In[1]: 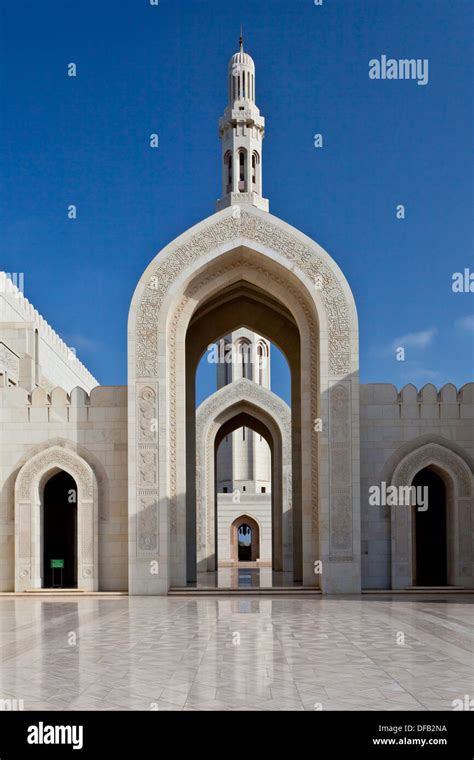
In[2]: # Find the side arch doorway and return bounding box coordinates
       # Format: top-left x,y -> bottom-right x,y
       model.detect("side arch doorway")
14,444 -> 99,592
232,515 -> 260,563
413,468 -> 447,586
43,471 -> 78,588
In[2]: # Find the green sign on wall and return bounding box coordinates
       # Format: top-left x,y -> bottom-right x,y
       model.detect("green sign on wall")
50,559 -> 64,569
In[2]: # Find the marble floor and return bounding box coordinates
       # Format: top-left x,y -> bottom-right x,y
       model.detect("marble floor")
0,594 -> 472,711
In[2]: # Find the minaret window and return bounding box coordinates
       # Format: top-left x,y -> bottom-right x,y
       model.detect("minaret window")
238,339 -> 251,378
225,152 -> 232,194
34,329 -> 39,386
257,341 -> 267,384
224,342 -> 232,383
239,151 -> 246,191
257,344 -> 263,384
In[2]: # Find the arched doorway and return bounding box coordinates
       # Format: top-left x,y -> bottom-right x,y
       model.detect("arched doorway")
214,411 -> 276,572
389,440 -> 474,589
195,380 -> 292,577
43,471 -> 78,588
232,515 -> 260,562
129,207 -> 360,594
413,468 -> 447,586
15,444 -> 99,592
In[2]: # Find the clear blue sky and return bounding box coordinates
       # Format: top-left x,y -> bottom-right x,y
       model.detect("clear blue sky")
1,0 -> 472,406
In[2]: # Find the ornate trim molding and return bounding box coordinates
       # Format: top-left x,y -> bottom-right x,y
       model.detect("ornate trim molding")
392,443 -> 472,497
136,210 -> 351,377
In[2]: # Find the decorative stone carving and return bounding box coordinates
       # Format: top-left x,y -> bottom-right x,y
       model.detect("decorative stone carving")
139,451 -> 157,487
138,496 -> 158,552
17,448 -> 93,501
329,385 -> 353,557
136,384 -> 159,556
196,378 -> 291,445
392,443 -> 472,497
138,386 -> 157,442
136,211 -> 351,378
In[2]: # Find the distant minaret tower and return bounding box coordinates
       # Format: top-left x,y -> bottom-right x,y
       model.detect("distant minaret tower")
216,31 -> 269,212
216,329 -> 272,495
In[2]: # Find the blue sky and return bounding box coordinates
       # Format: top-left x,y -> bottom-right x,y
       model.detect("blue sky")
1,0 -> 472,406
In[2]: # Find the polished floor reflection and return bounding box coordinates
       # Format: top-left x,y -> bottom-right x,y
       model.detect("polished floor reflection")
190,568 -> 301,589
0,595 -> 472,711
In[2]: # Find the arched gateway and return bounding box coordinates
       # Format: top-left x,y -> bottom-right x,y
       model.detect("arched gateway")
195,378 -> 292,575
127,37 -> 360,595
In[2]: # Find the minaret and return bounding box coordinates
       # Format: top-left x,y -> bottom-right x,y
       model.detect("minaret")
216,33 -> 269,212
216,329 -> 272,495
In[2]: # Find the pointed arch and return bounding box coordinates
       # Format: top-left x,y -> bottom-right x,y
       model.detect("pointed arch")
390,442 -> 473,588
231,514 -> 260,562
196,378 -> 292,574
15,446 -> 99,591
128,205 -> 360,594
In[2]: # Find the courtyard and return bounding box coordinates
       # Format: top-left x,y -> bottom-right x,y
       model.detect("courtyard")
0,594 -> 472,711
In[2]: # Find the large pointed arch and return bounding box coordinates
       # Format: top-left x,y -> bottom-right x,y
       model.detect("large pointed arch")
128,205 -> 360,594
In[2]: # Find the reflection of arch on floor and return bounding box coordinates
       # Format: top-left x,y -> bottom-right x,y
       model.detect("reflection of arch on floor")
232,514 -> 260,562
195,378 -> 292,574
390,442 -> 474,588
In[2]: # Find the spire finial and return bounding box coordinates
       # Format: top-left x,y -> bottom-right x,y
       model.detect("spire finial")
239,24 -> 244,51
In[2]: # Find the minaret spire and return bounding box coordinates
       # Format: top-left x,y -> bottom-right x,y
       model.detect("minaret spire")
216,37 -> 269,213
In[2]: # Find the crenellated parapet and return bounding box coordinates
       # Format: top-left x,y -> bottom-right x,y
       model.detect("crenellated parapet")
0,272 -> 98,392
0,384 -> 127,423
360,382 -> 474,419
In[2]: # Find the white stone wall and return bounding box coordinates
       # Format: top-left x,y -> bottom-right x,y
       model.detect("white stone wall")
0,378 -> 472,593
0,385 -> 127,591
360,383 -> 474,589
0,273 -> 97,393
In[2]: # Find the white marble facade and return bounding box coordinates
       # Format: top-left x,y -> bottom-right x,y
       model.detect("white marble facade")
0,40 -> 472,595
